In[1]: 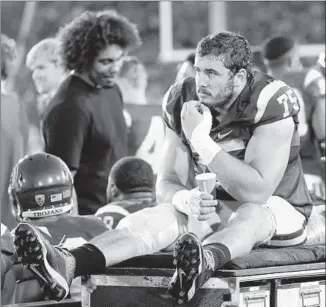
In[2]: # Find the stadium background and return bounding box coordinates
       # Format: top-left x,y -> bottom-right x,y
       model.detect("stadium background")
1,1 -> 325,152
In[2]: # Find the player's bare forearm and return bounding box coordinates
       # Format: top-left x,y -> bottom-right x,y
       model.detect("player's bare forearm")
205,119 -> 293,204
207,150 -> 270,204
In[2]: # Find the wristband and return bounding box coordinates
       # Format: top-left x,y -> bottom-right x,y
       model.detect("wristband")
191,127 -> 222,165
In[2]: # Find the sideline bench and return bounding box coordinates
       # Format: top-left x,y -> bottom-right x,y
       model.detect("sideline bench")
82,245 -> 325,307
3,245 -> 325,307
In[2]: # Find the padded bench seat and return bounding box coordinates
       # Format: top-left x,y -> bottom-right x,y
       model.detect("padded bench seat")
87,244 -> 325,307
111,244 -> 325,275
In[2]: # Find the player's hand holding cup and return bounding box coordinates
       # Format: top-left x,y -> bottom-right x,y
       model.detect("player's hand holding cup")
172,172 -> 218,220
195,173 -> 219,221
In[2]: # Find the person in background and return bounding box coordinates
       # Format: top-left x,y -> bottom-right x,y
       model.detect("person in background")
26,38 -> 79,213
10,153 -> 108,246
1,33 -> 28,230
252,49 -> 266,73
316,52 -> 325,77
318,52 -> 326,165
26,38 -> 69,118
262,35 -> 325,200
42,10 -> 142,215
95,157 -> 156,230
8,153 -> 108,302
95,155 -> 212,245
175,52 -> 196,82
115,56 -> 148,105
313,52 -> 325,167
114,56 -> 148,155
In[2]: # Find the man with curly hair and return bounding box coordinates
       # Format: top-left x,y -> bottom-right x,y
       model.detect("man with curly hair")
42,10 -> 142,215
14,31 -> 324,304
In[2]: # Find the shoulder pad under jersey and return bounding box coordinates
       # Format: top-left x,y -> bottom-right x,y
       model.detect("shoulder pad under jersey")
248,76 -> 300,126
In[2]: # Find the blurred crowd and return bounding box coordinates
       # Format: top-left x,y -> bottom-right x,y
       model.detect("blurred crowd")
1,6 -> 325,306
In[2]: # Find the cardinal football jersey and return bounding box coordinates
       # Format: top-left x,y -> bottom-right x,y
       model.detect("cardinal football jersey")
162,71 -> 313,219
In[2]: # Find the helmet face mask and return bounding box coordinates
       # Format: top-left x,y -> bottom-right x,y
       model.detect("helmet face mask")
9,153 -> 74,221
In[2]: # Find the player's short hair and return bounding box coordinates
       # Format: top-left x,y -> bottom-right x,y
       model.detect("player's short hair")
26,38 -> 63,70
196,31 -> 253,78
110,157 -> 154,194
261,35 -> 297,67
1,33 -> 17,80
58,9 -> 142,73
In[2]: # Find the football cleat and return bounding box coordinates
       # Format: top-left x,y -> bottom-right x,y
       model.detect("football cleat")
14,222 -> 76,301
168,233 -> 215,305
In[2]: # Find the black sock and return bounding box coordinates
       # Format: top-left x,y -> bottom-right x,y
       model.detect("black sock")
70,244 -> 106,277
204,243 -> 231,271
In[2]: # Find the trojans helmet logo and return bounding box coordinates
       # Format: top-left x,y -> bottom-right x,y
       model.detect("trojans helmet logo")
34,194 -> 45,206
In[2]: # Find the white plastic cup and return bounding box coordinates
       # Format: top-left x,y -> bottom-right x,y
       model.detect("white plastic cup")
195,173 -> 217,194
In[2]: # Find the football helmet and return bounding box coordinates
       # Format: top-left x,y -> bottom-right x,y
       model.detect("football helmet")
9,153 -> 74,221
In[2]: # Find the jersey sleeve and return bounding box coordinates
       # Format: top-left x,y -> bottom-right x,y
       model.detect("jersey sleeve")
95,204 -> 130,230
251,79 -> 300,127
162,77 -> 197,134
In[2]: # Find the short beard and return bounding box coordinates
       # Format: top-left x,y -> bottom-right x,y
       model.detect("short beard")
209,77 -> 235,109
